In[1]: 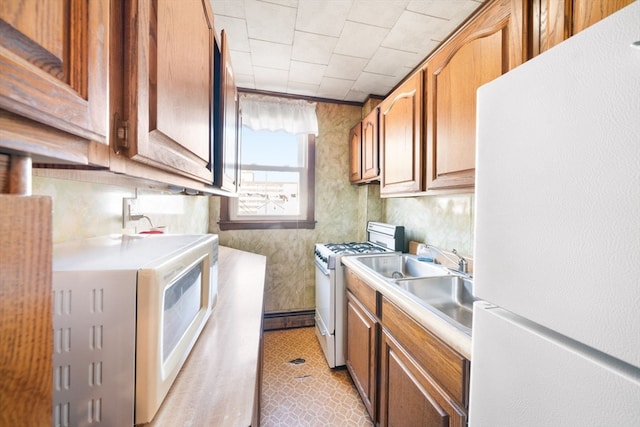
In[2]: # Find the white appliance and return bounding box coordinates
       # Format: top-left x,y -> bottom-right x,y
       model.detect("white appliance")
314,222 -> 404,367
469,3 -> 640,426
52,234 -> 218,426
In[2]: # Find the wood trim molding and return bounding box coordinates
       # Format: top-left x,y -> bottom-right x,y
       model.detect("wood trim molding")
263,310 -> 315,331
219,134 -> 316,230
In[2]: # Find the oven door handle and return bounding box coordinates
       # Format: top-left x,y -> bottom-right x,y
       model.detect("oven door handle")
314,259 -> 330,276
315,313 -> 329,336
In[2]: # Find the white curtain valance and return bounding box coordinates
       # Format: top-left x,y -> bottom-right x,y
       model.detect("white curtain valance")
240,94 -> 318,135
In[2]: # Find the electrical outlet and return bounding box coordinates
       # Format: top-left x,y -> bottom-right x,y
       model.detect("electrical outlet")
122,197 -> 140,229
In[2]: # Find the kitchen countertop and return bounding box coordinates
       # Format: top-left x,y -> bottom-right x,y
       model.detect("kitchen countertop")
341,255 -> 472,360
144,246 -> 266,427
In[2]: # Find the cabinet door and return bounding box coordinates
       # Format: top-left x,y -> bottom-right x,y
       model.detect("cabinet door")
0,196 -> 52,426
215,29 -> 240,192
425,0 -> 525,191
361,108 -> 379,181
346,292 -> 377,421
379,71 -> 423,196
123,0 -> 214,184
0,0 -> 109,165
379,330 -> 467,427
531,0 -> 634,55
349,121 -> 362,183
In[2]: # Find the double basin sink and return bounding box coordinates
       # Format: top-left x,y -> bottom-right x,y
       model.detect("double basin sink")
352,253 -> 477,335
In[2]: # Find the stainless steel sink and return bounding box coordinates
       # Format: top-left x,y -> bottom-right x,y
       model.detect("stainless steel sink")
394,276 -> 477,333
354,253 -> 449,279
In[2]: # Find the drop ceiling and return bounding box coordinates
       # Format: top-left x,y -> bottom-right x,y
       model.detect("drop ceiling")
210,0 -> 485,104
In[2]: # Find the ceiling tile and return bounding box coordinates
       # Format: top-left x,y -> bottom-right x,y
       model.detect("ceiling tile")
287,80 -> 321,98
325,54 -> 368,80
334,21 -> 389,59
229,50 -> 253,75
245,0 -> 296,44
352,72 -> 397,96
382,10 -> 449,53
296,0 -> 352,37
264,0 -> 299,7
291,31 -> 338,65
214,15 -> 250,52
253,66 -> 290,93
318,77 -> 354,100
289,61 -> 326,85
210,0 -> 246,19
250,39 -> 292,70
235,73 -> 256,89
210,0 -> 482,102
407,0 -> 482,21
364,47 -> 423,77
344,88 -> 371,103
348,0 -> 409,29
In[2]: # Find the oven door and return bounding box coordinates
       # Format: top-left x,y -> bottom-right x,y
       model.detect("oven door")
315,260 -> 339,367
315,261 -> 334,335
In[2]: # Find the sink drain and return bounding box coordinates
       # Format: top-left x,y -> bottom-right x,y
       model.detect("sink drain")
391,271 -> 404,279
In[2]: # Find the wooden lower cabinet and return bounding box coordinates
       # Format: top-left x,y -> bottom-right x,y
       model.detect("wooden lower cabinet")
346,292 -> 378,421
345,269 -> 379,422
379,330 -> 467,427
345,268 -> 470,427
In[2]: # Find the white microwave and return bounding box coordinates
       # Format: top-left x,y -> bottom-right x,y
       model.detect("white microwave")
52,234 -> 218,426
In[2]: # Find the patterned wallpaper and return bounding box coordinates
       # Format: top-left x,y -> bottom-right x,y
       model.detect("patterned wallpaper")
32,177 -> 209,243
209,101 -> 365,313
384,193 -> 475,257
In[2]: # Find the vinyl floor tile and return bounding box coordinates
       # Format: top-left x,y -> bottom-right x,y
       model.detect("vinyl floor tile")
261,327 -> 373,427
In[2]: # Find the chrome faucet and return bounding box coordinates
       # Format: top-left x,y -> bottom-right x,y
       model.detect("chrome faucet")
425,245 -> 468,275
452,249 -> 468,274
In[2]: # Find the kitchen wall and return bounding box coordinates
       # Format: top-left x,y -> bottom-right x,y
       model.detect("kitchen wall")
32,175 -> 209,243
30,99 -> 474,316
209,100 -> 370,314
384,193 -> 474,257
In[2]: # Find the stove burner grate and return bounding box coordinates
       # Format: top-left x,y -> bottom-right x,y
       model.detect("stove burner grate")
324,242 -> 387,255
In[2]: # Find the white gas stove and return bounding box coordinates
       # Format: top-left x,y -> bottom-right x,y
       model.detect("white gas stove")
313,222 -> 404,367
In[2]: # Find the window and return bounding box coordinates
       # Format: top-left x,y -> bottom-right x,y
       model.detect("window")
219,126 -> 315,230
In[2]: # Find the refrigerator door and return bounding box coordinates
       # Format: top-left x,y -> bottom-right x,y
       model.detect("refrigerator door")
469,304 -> 640,427
474,2 -> 640,367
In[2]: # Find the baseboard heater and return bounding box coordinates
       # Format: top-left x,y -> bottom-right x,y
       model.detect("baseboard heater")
263,310 -> 315,331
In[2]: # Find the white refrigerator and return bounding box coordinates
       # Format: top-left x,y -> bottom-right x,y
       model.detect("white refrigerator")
469,2 -> 640,426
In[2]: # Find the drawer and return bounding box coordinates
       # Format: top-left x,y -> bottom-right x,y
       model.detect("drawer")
345,268 -> 377,315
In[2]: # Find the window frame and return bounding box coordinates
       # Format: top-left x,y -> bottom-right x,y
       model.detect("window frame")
219,134 -> 316,230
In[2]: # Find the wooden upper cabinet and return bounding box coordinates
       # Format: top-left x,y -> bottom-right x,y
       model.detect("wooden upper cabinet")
425,0 -> 525,191
0,0 -> 109,165
361,108 -> 379,182
122,0 -> 214,184
531,0 -> 634,55
349,121 -> 362,183
214,30 -> 240,193
379,71 -> 423,196
350,107 -> 379,184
